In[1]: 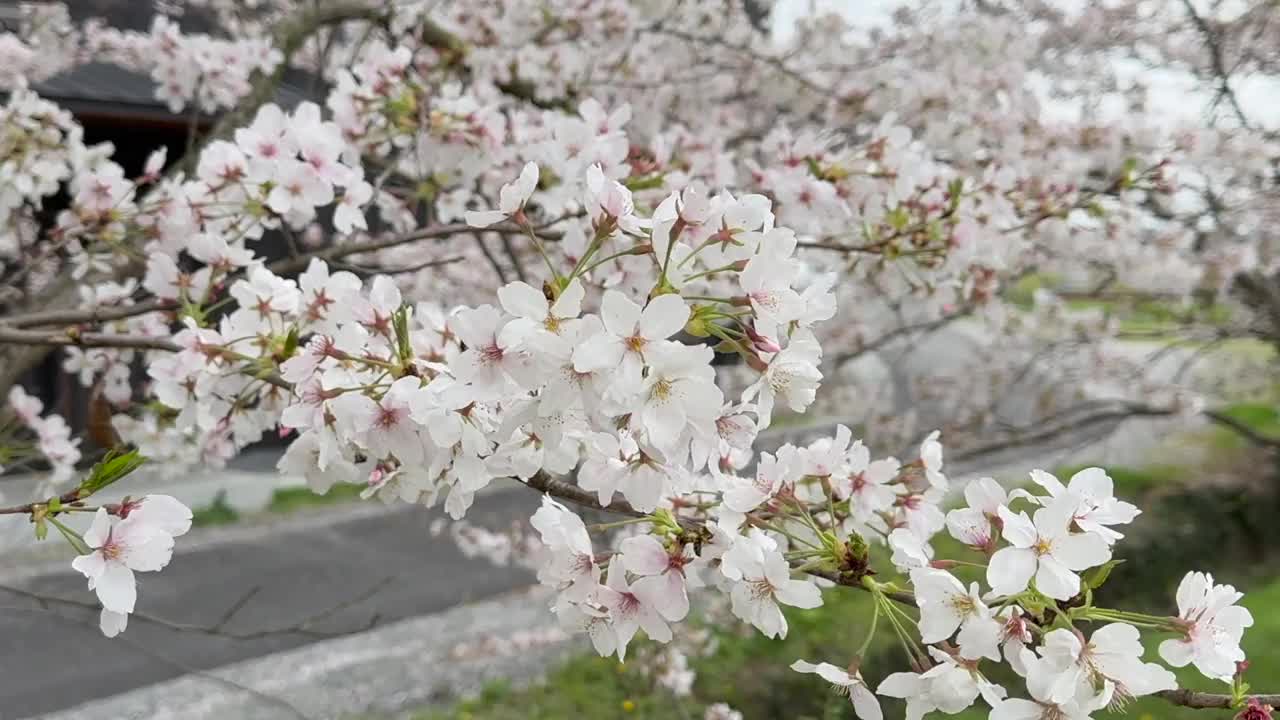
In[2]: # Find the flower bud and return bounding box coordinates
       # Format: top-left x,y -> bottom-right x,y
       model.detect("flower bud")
1236,699 -> 1272,720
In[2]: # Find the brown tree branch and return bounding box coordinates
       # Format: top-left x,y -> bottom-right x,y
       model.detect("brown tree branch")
0,327 -> 180,352
1157,688 -> 1280,710
0,298 -> 177,329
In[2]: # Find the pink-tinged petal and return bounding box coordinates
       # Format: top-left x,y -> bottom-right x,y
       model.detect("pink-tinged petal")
1054,531 -> 1111,571
642,400 -> 686,451
95,562 -> 137,614
876,672 -> 923,698
513,162 -> 539,205
957,615 -> 1003,661
987,547 -> 1036,596
989,699 -> 1042,720
551,280 -> 585,320
1091,622 -> 1143,656
638,294 -> 690,340
497,281 -> 548,321
123,531 -> 175,572
600,290 -> 641,337
775,578 -> 823,609
755,596 -> 789,638
996,506 -> 1036,547
1034,556 -> 1081,600
464,210 -> 506,228
1067,467 -> 1113,498
72,551 -> 105,582
850,684 -> 883,720
100,609 -> 128,637
83,508 -> 113,548
1158,637 -> 1194,667
572,333 -> 625,373
946,507 -> 991,547
619,535 -> 670,576
1032,499 -> 1076,540
1028,469 -> 1066,496
641,571 -> 689,622
133,495 -> 193,537
965,476 -> 1006,512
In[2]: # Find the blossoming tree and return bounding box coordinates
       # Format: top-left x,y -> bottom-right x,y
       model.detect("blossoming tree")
1,0 -> 1277,716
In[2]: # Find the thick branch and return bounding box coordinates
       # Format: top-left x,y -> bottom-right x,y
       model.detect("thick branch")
1157,688 -> 1280,710
0,299 -> 176,329
268,215 -> 574,275
0,327 -> 180,352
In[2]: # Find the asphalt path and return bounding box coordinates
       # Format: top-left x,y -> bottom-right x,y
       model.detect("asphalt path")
0,489 -> 539,719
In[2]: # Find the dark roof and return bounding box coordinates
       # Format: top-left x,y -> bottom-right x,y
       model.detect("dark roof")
31,62 -> 315,123
9,3 -> 316,123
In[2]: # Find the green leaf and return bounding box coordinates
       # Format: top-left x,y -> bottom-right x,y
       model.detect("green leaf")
47,517 -> 92,555
393,306 -> 413,363
947,178 -> 964,211
79,448 -> 147,497
886,206 -> 910,232
282,326 -> 300,359
1084,559 -> 1125,590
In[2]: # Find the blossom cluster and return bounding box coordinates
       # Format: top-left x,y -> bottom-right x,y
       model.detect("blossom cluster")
0,2 -> 1274,715
4,386 -> 80,487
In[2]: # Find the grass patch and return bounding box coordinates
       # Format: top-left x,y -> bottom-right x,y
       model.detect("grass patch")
267,482 -> 364,514
191,491 -> 240,527
190,483 -> 365,528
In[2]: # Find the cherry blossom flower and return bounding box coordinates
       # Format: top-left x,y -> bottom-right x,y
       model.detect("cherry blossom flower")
451,304 -> 536,397
573,290 -> 689,387
633,342 -> 723,455
1159,571 -> 1253,681
722,447 -> 797,513
530,496 -> 599,599
888,527 -> 934,570
620,534 -> 693,622
989,647 -> 1112,720
911,568 -> 1002,661
71,506 -> 184,616
465,161 -> 538,227
723,536 -> 822,639
919,430 -> 948,490
1038,623 -> 1176,705
498,278 -> 584,354
1027,468 -> 1141,544
877,647 -> 1006,719
946,476 -> 1010,550
791,659 -> 882,720
599,555 -> 671,660
988,500 -> 1111,600
743,331 -> 823,429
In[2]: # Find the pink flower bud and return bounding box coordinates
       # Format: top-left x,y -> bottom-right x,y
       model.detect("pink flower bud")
1236,698 -> 1272,720
745,325 -> 782,354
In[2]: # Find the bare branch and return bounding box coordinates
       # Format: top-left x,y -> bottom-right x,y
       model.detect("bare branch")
0,327 -> 180,352
0,298 -> 176,329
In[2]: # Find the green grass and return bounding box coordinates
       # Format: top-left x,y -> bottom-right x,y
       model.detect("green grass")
266,482 -> 364,513
191,491 -> 241,527
191,483 -> 365,528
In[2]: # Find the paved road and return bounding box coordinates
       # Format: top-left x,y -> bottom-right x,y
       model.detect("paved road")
0,489 -> 539,719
